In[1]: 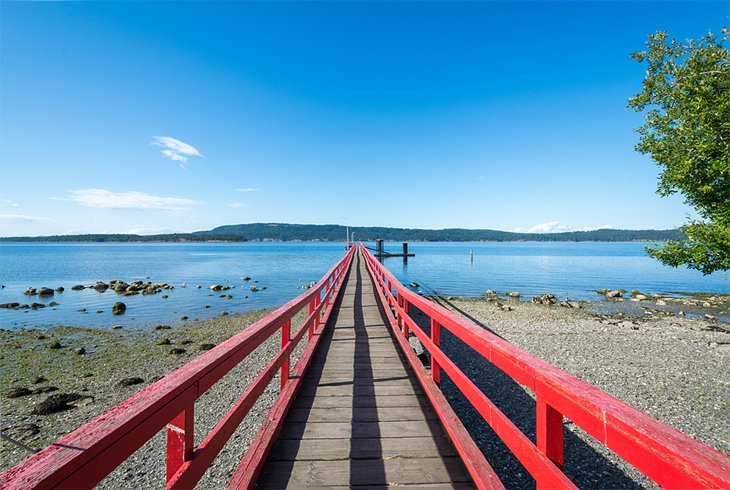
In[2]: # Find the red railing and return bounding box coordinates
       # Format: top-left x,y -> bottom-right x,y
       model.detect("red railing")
360,244 -> 730,489
0,246 -> 355,490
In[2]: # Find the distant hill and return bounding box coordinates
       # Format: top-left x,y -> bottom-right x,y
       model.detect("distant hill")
199,223 -> 682,242
0,223 -> 683,243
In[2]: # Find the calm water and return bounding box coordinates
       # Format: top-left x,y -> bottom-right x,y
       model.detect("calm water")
0,242 -> 728,329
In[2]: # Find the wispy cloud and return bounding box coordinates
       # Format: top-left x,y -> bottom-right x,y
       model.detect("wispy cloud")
0,199 -> 19,207
152,136 -> 204,167
0,214 -> 50,223
236,187 -> 259,192
61,189 -> 201,211
513,221 -> 613,233
229,202 -> 247,208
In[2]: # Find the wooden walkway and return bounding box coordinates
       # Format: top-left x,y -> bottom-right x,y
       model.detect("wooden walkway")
256,251 -> 473,488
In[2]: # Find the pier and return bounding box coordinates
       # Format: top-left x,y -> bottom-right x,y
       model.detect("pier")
2,246 -> 729,489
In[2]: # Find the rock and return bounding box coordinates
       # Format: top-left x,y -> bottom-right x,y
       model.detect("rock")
161,295 -> 169,299
180,340 -> 193,345
596,289 -> 608,295
250,286 -> 259,292
204,305 -> 210,308
112,302 -> 126,315
32,393 -> 83,415
532,294 -> 556,305
32,376 -> 47,384
656,300 -> 667,306
155,325 -> 171,330
221,294 -> 233,299
78,308 -> 87,312
38,288 -> 54,296
32,386 -> 58,394
93,283 -> 109,293
605,290 -> 622,299
71,285 -> 85,290
180,316 -> 189,321
485,290 -> 496,296
220,311 -> 228,316
96,310 -> 104,314
118,377 -> 144,386
210,285 -> 225,292
169,348 -> 186,355
634,294 -> 648,301
703,302 -> 711,308
6,387 -> 32,398
408,336 -> 424,355
55,287 -> 64,293
678,311 -> 685,316
705,314 -> 716,320
112,325 -> 123,329
24,288 -> 37,295
31,303 -> 46,309
37,334 -> 47,340
0,303 -> 21,309
76,347 -> 86,355
157,339 -> 171,345
49,341 -> 62,349
409,282 -> 420,288
507,292 -> 520,298
200,343 -> 215,351
500,305 -> 513,312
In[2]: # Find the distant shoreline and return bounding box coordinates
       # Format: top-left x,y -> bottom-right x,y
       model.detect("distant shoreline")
0,222 -> 682,243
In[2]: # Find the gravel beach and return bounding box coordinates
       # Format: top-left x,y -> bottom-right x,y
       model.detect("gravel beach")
2,293 -> 728,488
425,296 -> 730,488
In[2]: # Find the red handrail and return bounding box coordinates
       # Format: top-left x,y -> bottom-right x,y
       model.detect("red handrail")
0,246 -> 355,489
360,244 -> 730,489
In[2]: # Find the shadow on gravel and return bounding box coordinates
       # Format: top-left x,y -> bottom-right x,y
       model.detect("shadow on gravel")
409,300 -> 643,490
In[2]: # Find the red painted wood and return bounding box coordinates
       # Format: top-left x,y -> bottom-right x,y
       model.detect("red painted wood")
0,247 -> 355,490
360,245 -> 730,489
280,320 -> 291,390
166,404 -> 194,483
536,395 -> 564,469
431,317 -> 441,385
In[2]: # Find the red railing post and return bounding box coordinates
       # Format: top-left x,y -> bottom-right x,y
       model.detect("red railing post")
308,299 -> 315,340
431,318 -> 441,385
314,294 -> 321,330
403,299 -> 410,337
536,395 -> 564,472
397,295 -> 404,330
166,402 -> 194,483
281,320 -> 291,389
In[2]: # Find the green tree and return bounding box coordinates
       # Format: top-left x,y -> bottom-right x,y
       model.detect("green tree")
629,29 -> 730,274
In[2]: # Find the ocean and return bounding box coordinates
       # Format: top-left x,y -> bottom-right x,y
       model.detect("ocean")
1,241 -> 728,329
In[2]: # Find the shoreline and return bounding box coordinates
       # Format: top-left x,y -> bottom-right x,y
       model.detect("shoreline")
2,295 -> 728,487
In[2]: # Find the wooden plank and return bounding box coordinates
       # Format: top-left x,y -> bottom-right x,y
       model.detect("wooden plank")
285,406 -> 438,423
291,394 -> 430,409
297,382 -> 424,397
267,436 -> 458,461
256,457 -> 471,488
277,420 -> 445,440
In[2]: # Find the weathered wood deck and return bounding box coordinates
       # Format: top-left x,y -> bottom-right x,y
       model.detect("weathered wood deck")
255,251 -> 473,488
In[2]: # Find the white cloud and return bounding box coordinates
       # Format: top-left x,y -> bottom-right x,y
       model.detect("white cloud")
0,199 -> 19,207
0,214 -> 50,223
62,189 -> 201,211
152,136 -> 204,167
513,221 -> 614,233
229,202 -> 246,208
236,187 -> 259,192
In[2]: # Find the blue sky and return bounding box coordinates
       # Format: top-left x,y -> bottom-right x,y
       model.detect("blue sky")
1,1 -> 727,236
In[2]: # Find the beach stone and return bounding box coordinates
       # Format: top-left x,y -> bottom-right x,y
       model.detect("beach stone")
656,300 -> 667,306
196,284 -> 202,288
250,286 -> 259,292
32,376 -> 47,384
161,295 -> 169,298
76,347 -> 86,355
532,294 -> 557,305
49,341 -> 62,349
169,348 -> 186,355
703,302 -> 711,307
242,277 -> 251,281
112,325 -> 123,329
112,302 -> 126,315
37,334 -> 48,340
507,291 -> 520,298
605,290 -> 622,298
32,386 -> 58,394
93,283 -> 109,293
155,324 -> 171,330
32,393 -> 83,415
157,339 -> 171,345
210,285 -> 224,292
6,387 -> 32,398
0,303 -> 21,309
635,294 -> 648,300
408,336 -> 425,355
24,288 -> 37,295
180,340 -> 193,345
200,343 -> 216,351
118,377 -> 144,387
220,311 -> 229,316
705,314 -> 716,320
55,287 -> 64,292
410,282 -> 420,288
38,288 -> 54,296
31,303 -> 46,309
71,285 -> 85,290
181,316 -> 189,321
